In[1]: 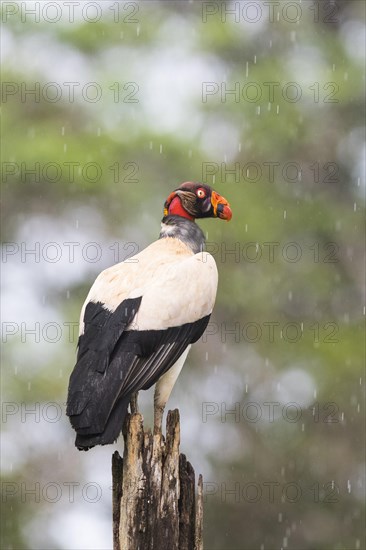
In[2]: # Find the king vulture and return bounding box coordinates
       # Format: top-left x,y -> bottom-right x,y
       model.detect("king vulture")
66,182 -> 232,450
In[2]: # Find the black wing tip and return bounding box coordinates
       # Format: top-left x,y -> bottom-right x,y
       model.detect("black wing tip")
75,432 -> 121,451
72,395 -> 130,450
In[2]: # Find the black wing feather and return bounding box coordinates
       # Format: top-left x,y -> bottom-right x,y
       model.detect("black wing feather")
66,297 -> 210,449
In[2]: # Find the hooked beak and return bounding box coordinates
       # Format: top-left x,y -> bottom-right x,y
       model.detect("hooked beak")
211,191 -> 232,221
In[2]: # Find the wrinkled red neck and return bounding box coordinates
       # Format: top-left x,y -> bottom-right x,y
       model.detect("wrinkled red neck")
168,196 -> 194,221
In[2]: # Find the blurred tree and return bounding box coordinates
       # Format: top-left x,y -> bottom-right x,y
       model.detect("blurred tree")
1,1 -> 364,549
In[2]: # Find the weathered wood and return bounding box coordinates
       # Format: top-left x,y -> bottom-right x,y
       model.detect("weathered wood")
119,413 -> 146,550
195,474 -> 204,550
112,451 -> 123,550
149,428 -> 163,549
178,454 -> 195,550
160,409 -> 180,549
112,409 -> 204,550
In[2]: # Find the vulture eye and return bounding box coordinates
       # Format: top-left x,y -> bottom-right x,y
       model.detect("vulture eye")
196,188 -> 206,199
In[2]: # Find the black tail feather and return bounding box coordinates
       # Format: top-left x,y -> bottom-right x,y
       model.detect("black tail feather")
74,395 -> 130,451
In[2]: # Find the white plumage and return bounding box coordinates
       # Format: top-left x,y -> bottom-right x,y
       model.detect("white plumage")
81,238 -> 218,333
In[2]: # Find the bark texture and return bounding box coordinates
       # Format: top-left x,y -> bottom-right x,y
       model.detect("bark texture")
112,409 -> 203,550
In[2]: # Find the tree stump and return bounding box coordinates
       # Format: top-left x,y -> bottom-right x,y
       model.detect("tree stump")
112,409 -> 203,550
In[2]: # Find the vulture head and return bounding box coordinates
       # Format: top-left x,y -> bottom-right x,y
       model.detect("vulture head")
164,182 -> 232,222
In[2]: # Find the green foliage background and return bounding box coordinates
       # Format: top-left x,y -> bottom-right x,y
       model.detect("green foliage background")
1,1 -> 365,549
